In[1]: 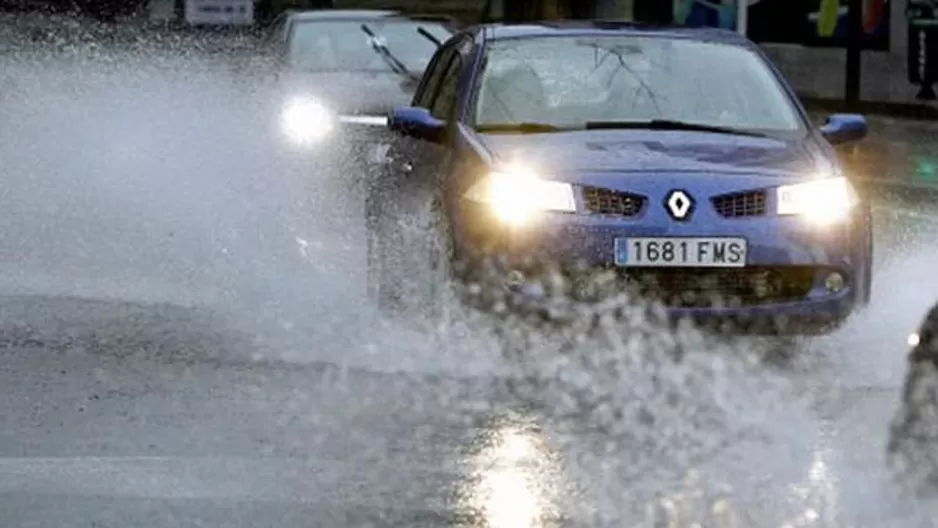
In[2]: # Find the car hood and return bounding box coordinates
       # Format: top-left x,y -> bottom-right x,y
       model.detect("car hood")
279,70 -> 416,116
477,129 -> 835,180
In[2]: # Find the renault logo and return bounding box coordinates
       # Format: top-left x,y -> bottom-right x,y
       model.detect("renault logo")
664,189 -> 695,221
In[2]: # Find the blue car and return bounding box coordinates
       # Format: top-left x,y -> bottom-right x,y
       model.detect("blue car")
366,21 -> 873,334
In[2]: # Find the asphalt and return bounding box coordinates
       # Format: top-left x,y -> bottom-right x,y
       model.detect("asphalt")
3,27 -> 938,527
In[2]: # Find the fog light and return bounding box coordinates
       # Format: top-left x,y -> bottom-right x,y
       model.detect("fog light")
909,333 -> 921,347
824,272 -> 845,293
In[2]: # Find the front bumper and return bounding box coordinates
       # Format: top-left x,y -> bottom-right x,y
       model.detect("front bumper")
452,200 -> 871,334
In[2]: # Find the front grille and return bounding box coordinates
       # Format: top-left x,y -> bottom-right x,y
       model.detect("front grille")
581,187 -> 646,217
711,190 -> 767,218
619,266 -> 815,307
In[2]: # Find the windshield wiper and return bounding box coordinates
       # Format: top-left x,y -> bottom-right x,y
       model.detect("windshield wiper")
475,122 -> 572,133
417,26 -> 442,47
584,119 -> 769,138
360,24 -> 421,83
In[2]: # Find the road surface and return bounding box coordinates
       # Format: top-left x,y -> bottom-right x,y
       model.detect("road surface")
1,33 -> 938,527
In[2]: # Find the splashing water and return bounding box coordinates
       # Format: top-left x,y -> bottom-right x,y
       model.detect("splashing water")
6,18 -> 938,527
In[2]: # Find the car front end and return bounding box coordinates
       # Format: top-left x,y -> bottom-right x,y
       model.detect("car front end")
449,134 -> 873,335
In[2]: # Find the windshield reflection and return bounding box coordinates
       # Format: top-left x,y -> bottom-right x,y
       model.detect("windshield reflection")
474,35 -> 804,135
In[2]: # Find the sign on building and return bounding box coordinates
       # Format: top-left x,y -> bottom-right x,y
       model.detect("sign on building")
908,1 -> 938,98
652,0 -> 891,51
185,0 -> 254,25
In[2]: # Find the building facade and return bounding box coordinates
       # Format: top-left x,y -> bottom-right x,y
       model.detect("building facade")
668,0 -> 917,105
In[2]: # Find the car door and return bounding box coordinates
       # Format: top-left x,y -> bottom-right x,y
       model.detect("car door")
367,41 -> 461,277
382,42 -> 458,182
393,36 -> 469,193
367,42 -> 450,234
373,37 -> 472,304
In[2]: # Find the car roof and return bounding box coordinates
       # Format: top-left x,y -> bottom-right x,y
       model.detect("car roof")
478,20 -> 748,45
286,9 -> 401,21
285,9 -> 454,21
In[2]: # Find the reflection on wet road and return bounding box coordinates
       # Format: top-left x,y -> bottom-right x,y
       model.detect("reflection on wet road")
2,40 -> 938,526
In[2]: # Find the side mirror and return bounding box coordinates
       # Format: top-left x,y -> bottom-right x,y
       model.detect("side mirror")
388,106 -> 445,143
820,114 -> 869,145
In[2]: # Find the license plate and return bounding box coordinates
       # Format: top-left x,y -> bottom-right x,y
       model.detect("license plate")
615,237 -> 747,268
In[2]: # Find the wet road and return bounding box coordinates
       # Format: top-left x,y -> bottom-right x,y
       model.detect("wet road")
0,318 -> 520,527
3,36 -> 938,526
0,48 -> 551,527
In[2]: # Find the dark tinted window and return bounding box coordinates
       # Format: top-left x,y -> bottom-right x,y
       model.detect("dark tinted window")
413,46 -> 456,108
430,55 -> 462,120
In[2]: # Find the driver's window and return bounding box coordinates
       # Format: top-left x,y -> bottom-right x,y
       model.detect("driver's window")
413,46 -> 455,108
430,55 -> 462,121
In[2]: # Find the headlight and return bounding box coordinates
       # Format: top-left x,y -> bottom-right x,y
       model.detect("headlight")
776,176 -> 859,224
280,97 -> 334,145
463,168 -> 576,225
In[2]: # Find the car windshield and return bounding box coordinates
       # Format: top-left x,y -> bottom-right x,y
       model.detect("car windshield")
287,19 -> 452,74
474,35 -> 805,136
